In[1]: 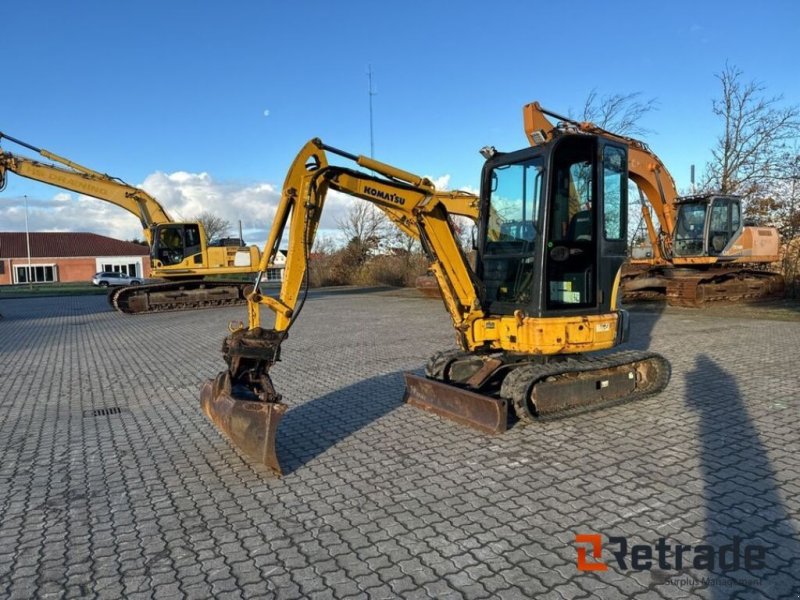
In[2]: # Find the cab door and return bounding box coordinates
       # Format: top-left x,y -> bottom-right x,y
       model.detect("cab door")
543,136 -> 598,314
707,196 -> 741,255
598,143 -> 628,312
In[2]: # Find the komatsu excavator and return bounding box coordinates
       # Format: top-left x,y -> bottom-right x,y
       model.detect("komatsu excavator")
0,132 -> 260,313
521,104 -> 784,307
200,121 -> 671,475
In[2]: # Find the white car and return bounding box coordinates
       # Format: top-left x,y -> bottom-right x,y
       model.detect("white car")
91,271 -> 143,287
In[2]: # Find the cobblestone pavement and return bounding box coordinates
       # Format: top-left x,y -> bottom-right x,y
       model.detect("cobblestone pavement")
0,290 -> 798,600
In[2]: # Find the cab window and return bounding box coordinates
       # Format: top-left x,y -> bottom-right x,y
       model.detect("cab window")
486,160 -> 542,250
602,146 -> 626,240
184,224 -> 202,255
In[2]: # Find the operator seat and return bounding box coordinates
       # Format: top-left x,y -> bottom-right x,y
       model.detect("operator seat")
567,210 -> 592,241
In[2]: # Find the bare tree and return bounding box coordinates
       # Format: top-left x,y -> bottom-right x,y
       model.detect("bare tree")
336,202 -> 391,253
578,89 -> 658,136
387,228 -> 420,256
194,211 -> 233,242
703,64 -> 800,197
771,152 -> 800,296
312,236 -> 337,256
759,150 -> 800,239
575,90 -> 660,250
780,153 -> 800,241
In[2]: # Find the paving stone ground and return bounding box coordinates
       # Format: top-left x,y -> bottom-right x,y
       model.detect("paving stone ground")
0,290 -> 798,600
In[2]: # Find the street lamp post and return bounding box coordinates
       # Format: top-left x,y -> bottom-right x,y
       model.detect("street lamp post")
24,194 -> 32,289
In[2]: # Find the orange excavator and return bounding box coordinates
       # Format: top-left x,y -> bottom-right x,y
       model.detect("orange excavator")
522,103 -> 783,307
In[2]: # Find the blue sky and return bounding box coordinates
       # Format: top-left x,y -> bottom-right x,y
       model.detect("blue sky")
2,0 -> 799,242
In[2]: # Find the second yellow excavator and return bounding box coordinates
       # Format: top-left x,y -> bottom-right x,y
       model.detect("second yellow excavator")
0,132 -> 261,314
200,116 -> 671,474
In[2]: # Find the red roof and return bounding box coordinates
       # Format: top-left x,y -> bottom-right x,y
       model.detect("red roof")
0,232 -> 149,259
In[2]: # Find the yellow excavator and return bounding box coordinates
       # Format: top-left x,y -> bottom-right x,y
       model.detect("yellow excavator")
200,118 -> 671,474
0,132 -> 261,314
521,103 -> 784,307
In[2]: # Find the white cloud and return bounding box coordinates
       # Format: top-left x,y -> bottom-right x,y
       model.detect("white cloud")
0,169 -> 466,248
426,174 -> 451,190
0,191 -> 145,240
140,171 -> 281,233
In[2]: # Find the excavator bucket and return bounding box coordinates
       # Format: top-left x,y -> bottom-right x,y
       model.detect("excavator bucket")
199,327 -> 287,475
200,377 -> 287,475
403,373 -> 508,434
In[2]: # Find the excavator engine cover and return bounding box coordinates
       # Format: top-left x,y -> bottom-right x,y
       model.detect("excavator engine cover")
199,327 -> 287,475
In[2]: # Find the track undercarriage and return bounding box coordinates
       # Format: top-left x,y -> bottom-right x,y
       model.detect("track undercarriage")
406,348 -> 671,432
621,265 -> 785,307
200,328 -> 671,475
108,280 -> 254,314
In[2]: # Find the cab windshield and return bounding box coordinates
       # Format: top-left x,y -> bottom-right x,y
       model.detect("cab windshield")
485,159 -> 543,252
481,158 -> 543,304
674,202 -> 707,256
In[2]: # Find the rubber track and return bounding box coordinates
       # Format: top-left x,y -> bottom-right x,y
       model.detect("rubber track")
424,348 -> 473,380
500,350 -> 671,422
111,280 -> 252,315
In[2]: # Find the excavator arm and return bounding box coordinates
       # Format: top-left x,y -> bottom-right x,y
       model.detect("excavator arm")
0,132 -> 171,244
246,138 -> 483,343
200,139 -> 484,472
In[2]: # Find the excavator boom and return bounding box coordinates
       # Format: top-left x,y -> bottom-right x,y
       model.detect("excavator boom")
0,131 -> 172,242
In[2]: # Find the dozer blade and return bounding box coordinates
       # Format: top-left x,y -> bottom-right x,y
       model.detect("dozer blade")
404,373 -> 508,434
200,378 -> 288,475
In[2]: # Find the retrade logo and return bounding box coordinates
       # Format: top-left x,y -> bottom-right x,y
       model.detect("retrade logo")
575,534 -> 607,572
574,534 -> 766,573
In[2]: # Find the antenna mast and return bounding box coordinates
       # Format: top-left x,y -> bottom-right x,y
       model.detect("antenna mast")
367,65 -> 376,158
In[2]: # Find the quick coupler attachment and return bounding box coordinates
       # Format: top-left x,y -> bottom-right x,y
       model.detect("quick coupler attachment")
200,327 -> 287,475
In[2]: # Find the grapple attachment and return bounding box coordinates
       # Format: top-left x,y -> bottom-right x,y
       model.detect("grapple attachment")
199,327 -> 288,475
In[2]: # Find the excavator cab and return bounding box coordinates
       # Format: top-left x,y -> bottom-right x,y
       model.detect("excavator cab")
478,134 -> 628,318
151,223 -> 205,267
673,195 -> 742,258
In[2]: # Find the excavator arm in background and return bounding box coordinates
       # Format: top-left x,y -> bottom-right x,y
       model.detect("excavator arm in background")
0,132 -> 172,243
200,134 -> 670,475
